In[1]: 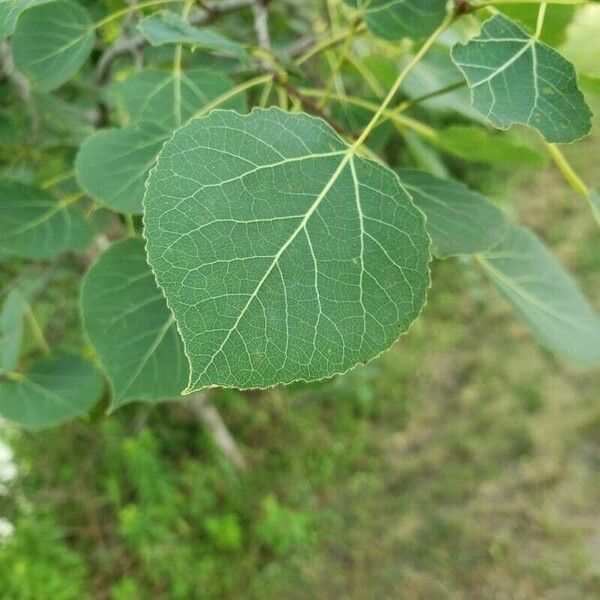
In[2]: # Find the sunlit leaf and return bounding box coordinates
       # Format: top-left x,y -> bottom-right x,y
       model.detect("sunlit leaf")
479,226 -> 600,366
0,355 -> 104,428
0,178 -> 93,259
451,15 -> 592,143
82,239 -> 187,408
399,170 -> 508,259
12,0 -> 95,91
144,108 -> 431,391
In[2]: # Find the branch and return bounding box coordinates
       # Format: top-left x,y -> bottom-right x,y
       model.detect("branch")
96,0 -> 254,81
189,392 -> 248,472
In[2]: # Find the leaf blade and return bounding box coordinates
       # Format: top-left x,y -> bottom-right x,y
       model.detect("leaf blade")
144,108 -> 431,391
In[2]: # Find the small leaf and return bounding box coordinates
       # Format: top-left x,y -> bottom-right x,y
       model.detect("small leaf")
434,125 -> 546,168
451,15 -> 592,143
479,226 -> 600,366
399,170 -> 508,259
0,178 -> 93,259
0,0 -> 53,41
0,289 -> 26,375
0,355 -> 104,428
137,10 -> 248,62
12,0 -> 95,92
76,122 -> 169,214
106,68 -> 245,129
144,108 -> 431,391
81,239 -> 188,408
345,0 -> 446,41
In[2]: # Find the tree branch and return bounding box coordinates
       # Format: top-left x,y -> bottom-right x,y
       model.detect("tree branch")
189,393 -> 248,472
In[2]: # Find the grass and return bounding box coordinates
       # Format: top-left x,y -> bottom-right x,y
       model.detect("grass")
1,116 -> 600,600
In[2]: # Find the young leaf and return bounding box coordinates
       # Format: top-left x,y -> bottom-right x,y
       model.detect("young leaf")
144,108 -> 431,392
479,227 -> 600,366
345,0 -> 446,41
0,178 -> 93,259
106,68 -> 245,129
137,10 -> 248,63
0,355 -> 104,428
451,15 -> 592,143
81,239 -> 188,408
0,0 -> 53,41
399,170 -> 508,259
0,289 -> 26,375
12,0 -> 95,92
76,122 -> 169,214
434,125 -> 546,168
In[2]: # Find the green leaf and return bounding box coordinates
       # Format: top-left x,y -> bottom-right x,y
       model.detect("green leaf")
79,69 -> 246,214
137,10 -> 248,62
106,68 -> 245,129
451,15 -> 592,143
12,0 -> 95,92
0,0 -> 53,41
0,289 -> 26,375
478,226 -> 600,366
81,239 -> 188,408
434,125 -> 546,168
0,178 -> 93,259
76,122 -> 169,214
144,108 -> 431,392
0,355 -> 104,428
399,170 -> 508,259
345,0 -> 446,41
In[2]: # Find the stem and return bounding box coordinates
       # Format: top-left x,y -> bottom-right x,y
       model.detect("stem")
41,170 -> 75,189
535,2 -> 547,38
545,143 -> 589,197
125,214 -> 136,237
172,0 -> 194,127
24,303 -> 50,356
351,13 -> 453,150
295,23 -> 366,66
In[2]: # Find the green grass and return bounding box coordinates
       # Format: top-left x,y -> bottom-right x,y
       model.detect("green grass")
2,126 -> 600,600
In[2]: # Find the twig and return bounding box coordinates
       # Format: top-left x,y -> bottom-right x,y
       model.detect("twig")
189,392 -> 248,472
252,0 -> 271,51
96,0 -> 254,81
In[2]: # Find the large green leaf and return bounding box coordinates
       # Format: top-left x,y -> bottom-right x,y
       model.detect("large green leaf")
479,227 -> 600,366
345,0 -> 446,41
0,288 -> 25,375
399,170 -> 508,259
0,355 -> 104,428
106,68 -> 244,129
76,122 -> 169,214
0,178 -> 93,259
144,108 -> 431,391
0,0 -> 54,40
12,0 -> 95,92
137,10 -> 248,62
451,15 -> 592,143
81,239 -> 188,408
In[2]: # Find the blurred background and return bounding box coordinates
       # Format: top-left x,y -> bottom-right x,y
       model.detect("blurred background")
1,3 -> 600,599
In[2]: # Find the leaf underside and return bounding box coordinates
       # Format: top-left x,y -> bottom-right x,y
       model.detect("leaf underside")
451,15 -> 592,143
0,355 -> 104,428
479,227 -> 600,366
144,108 -> 431,392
